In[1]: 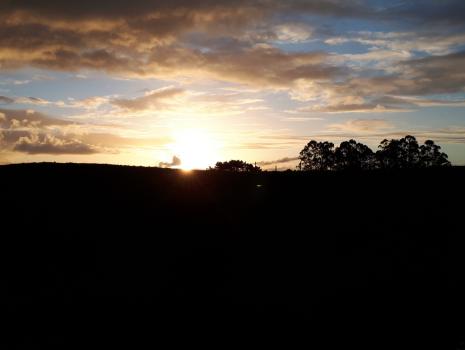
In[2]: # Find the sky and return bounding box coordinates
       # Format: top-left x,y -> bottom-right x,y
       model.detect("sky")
1,0 -> 465,169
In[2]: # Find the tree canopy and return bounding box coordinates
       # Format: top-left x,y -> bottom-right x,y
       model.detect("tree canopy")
212,160 -> 262,172
420,140 -> 450,168
298,140 -> 335,171
298,136 -> 450,171
334,139 -> 376,171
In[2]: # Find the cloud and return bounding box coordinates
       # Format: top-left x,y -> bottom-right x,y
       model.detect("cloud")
247,126 -> 465,152
273,23 -> 313,43
0,1 -> 368,26
114,45 -> 341,90
0,115 -> 99,155
303,103 -> 409,114
296,94 -> 415,114
289,50 -> 465,112
0,96 -> 15,104
0,2 -> 284,72
341,51 -> 465,97
0,108 -> 145,155
390,96 -> 465,107
0,2 -> 462,76
236,132 -> 309,150
159,155 -> 181,168
0,95 -> 61,107
342,49 -> 412,64
0,0 -> 351,87
0,108 -> 71,126
327,31 -> 465,55
68,96 -> 109,109
0,94 -> 112,109
257,157 -> 299,166
14,134 -> 98,155
413,127 -> 465,144
0,79 -> 32,86
313,127 -> 465,147
112,87 -> 184,111
400,51 -> 465,95
1,0 -> 465,128
328,119 -> 393,133
79,133 -> 171,148
382,1 -> 465,26
15,96 -> 52,106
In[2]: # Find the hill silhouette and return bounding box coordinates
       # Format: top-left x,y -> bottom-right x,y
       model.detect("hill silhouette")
1,163 -> 464,349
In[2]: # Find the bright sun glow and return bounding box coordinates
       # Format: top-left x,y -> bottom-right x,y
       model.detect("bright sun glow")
168,129 -> 221,170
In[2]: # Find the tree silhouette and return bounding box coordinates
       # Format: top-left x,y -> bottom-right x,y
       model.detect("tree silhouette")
212,160 -> 261,172
419,140 -> 450,167
297,135 -> 451,171
334,139 -> 376,170
298,140 -> 335,171
376,135 -> 421,169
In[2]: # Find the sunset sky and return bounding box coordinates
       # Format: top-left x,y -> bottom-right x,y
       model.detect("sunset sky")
1,0 -> 465,169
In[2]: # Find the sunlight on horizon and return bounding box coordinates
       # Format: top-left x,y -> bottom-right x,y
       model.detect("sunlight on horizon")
168,129 -> 222,170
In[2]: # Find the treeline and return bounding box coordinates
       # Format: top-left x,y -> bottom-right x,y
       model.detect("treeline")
211,135 -> 450,172
212,160 -> 262,172
298,135 -> 450,171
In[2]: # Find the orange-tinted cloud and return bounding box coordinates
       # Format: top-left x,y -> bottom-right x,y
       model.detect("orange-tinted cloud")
2,0 -> 465,118
0,108 -> 170,155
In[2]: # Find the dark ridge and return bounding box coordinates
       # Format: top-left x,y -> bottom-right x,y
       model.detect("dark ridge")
1,163 -> 464,349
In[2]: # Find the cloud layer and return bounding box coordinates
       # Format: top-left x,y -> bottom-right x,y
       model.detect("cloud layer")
2,1 -> 465,165
2,1 -> 465,106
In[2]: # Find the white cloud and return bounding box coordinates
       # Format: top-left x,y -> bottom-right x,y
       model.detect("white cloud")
273,23 -> 313,43
328,119 -> 393,132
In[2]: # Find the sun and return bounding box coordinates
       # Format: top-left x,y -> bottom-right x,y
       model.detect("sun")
168,129 -> 221,170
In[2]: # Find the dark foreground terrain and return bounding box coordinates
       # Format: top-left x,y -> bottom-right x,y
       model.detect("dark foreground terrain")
1,163 -> 464,348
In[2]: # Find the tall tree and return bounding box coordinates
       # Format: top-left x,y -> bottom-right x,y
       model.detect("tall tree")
376,135 -> 421,169
334,139 -> 375,170
298,140 -> 335,171
419,140 -> 450,167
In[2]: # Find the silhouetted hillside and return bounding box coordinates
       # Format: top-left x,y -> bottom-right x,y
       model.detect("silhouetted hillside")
1,163 -> 464,349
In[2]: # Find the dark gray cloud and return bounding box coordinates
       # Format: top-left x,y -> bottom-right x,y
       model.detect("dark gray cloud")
0,108 -> 71,126
382,0 -> 465,26
159,156 -> 181,168
0,1 -> 366,21
330,51 -> 465,104
1,0 -> 456,76
303,102 -> 409,113
9,0 -> 459,26
0,96 -> 15,104
13,134 -> 98,155
400,50 -> 465,95
0,109 -> 107,155
0,127 -> 100,155
1,0 -> 465,109
112,87 -> 184,111
0,109 -> 174,156
257,157 -> 299,166
143,45 -> 341,88
314,127 -> 465,146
